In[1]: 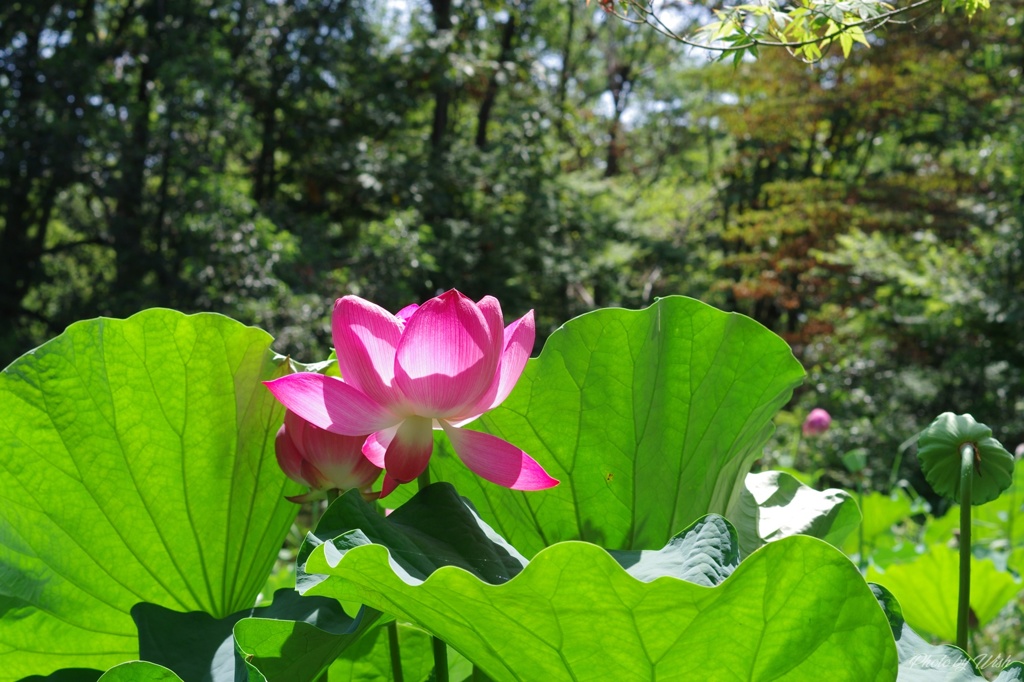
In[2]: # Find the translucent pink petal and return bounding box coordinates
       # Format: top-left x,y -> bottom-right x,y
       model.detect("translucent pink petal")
332,296 -> 405,407
490,311 -> 535,407
476,295 -> 506,352
394,290 -> 501,417
440,422 -> 558,490
362,426 -> 398,468
455,310 -> 535,419
264,373 -> 400,435
383,416 -> 435,484
395,304 -> 419,328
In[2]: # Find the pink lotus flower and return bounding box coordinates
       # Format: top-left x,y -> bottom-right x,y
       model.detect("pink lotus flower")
275,410 -> 383,502
802,408 -> 832,437
265,289 -> 558,497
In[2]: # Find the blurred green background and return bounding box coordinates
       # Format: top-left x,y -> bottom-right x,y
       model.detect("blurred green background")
2,0 -> 1022,492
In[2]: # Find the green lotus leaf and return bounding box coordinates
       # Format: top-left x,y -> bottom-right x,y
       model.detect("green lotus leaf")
0,310 -> 301,679
299,484 -> 530,596
324,622 -> 473,682
386,296 -> 805,557
1012,547 -> 1024,574
240,620 -> 477,682
842,448 -> 869,474
301,486 -> 896,681
994,665 -> 1024,682
299,484 -> 739,594
128,587 -> 376,681
868,539 -> 925,567
232,597 -> 382,681
95,663 -> 182,682
842,490 -> 915,558
872,583 -> 1024,681
921,510 -> 960,550
867,544 -> 1022,642
917,413 -> 1014,505
731,470 -> 860,556
17,671 -> 102,682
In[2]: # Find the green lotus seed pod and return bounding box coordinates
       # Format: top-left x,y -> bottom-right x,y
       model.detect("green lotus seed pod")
917,413 -> 1014,505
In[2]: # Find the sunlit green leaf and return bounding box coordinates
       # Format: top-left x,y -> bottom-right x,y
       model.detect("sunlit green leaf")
867,545 -> 1022,641
0,310 -> 301,679
95,663 -> 182,682
18,670 -> 102,682
843,490 -> 915,558
840,31 -> 854,58
733,470 -> 860,556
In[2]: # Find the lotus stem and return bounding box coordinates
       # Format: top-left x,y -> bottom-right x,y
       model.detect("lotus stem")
416,470 -> 447,681
388,621 -> 405,682
432,636 -> 449,682
310,500 -> 322,531
957,443 -> 973,652
314,489 -> 340,530
374,501 -> 406,682
1006,476 -> 1017,550
857,483 -> 866,573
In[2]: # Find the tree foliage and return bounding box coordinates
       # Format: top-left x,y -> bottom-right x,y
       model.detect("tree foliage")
1,0 -> 1021,493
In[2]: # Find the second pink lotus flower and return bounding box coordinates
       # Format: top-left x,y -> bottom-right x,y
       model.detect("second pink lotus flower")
265,289 -> 559,496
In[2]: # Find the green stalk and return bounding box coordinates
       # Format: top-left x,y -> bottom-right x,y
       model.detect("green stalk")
889,434 -> 914,491
432,636 -> 449,682
388,621 -> 405,682
957,443 -> 973,652
856,482 -> 866,573
375,501 -> 405,682
417,469 -> 448,682
1006,473 -> 1017,549
313,489 -> 341,532
315,492 -> 342,682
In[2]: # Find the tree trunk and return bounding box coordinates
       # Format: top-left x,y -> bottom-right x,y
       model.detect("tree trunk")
475,15 -> 517,149
429,0 -> 453,153
112,52 -> 155,301
555,0 -> 576,141
0,19 -> 55,325
604,64 -> 631,178
253,97 -> 279,204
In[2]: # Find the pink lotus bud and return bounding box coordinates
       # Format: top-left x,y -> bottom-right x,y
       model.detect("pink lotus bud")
275,410 -> 382,503
802,408 -> 832,437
